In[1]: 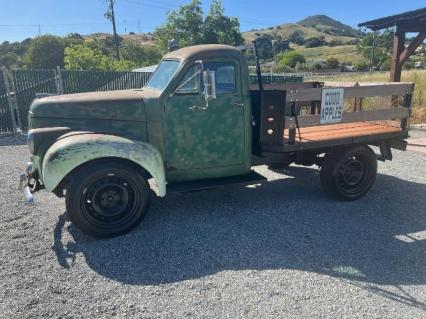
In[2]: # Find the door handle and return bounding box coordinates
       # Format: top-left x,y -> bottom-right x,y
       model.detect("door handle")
233,102 -> 244,108
188,105 -> 208,111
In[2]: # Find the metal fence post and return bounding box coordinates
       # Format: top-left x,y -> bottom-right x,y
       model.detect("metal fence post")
1,66 -> 21,133
55,66 -> 64,95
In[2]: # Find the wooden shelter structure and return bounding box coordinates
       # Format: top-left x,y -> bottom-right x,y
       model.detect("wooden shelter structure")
359,7 -> 426,82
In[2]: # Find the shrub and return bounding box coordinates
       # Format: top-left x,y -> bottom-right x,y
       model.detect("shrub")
355,61 -> 369,71
328,39 -> 343,47
276,50 -> 306,68
380,58 -> 392,71
325,57 -> 339,69
304,37 -> 326,48
273,64 -> 294,73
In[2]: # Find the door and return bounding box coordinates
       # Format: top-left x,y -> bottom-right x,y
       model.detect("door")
164,60 -> 245,174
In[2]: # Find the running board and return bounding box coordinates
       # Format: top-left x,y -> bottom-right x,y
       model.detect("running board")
168,171 -> 267,193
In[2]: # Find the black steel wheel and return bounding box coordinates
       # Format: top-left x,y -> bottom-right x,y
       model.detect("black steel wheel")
320,145 -> 377,201
66,161 -> 151,238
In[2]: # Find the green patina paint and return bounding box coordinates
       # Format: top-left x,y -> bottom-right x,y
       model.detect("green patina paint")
28,44 -> 254,195
42,134 -> 166,196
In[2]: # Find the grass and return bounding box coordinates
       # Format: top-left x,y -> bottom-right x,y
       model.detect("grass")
297,45 -> 365,65
310,70 -> 426,124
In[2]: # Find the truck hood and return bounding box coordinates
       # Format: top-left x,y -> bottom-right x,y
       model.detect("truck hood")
29,89 -> 159,122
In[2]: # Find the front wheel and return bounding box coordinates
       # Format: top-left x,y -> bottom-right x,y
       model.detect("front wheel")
320,145 -> 377,201
66,161 -> 151,238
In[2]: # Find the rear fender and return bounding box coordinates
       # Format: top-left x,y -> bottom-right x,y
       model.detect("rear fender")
42,133 -> 166,196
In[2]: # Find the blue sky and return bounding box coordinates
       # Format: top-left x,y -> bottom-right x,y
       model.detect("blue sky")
0,0 -> 423,41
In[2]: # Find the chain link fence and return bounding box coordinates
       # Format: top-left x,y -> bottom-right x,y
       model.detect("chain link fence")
0,69 -> 14,132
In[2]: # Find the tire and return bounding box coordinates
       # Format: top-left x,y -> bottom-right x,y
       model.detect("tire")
320,145 -> 377,201
65,161 -> 151,238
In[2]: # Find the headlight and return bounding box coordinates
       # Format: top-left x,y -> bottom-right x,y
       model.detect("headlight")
27,130 -> 35,154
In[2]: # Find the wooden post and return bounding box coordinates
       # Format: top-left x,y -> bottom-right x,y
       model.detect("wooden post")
352,82 -> 363,112
401,92 -> 413,131
389,26 -> 405,82
55,66 -> 64,95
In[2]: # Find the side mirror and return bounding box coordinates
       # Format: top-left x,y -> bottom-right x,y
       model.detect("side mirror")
203,70 -> 216,102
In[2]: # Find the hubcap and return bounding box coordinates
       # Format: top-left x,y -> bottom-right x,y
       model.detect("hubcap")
81,174 -> 139,228
338,155 -> 369,194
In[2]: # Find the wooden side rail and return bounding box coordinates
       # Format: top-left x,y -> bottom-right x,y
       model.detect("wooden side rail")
284,107 -> 410,129
287,82 -> 414,102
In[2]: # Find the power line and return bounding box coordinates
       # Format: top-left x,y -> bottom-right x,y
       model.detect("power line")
0,22 -> 111,28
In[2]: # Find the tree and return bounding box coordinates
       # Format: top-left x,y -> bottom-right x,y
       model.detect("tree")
87,35 -> 124,57
0,39 -> 32,68
328,39 -> 343,47
255,34 -> 274,60
276,50 -> 306,68
357,30 -> 393,69
288,31 -> 305,45
0,52 -> 19,69
24,35 -> 64,68
64,44 -> 136,71
253,34 -> 290,61
304,37 -> 326,48
272,36 -> 290,56
325,57 -> 339,69
63,33 -> 85,47
120,39 -> 162,67
155,0 -> 204,51
202,0 -> 243,46
154,0 -> 244,51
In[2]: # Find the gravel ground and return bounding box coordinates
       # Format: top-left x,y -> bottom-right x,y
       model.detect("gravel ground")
1,132 -> 425,318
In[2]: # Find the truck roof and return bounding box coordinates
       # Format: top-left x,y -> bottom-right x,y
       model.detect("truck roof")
163,44 -> 241,61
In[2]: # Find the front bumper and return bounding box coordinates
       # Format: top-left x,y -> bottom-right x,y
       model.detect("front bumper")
18,156 -> 44,203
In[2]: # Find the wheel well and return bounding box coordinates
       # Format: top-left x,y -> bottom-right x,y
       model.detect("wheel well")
53,157 -> 153,197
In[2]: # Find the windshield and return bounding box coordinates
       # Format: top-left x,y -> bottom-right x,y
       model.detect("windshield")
145,60 -> 180,91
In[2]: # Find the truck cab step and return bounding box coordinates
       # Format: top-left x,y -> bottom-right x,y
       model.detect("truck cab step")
167,170 -> 267,194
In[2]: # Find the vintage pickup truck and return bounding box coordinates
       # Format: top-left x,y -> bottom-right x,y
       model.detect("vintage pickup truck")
20,44 -> 414,237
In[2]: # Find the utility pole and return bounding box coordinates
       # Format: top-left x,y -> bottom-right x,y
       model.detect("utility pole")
105,0 -> 120,60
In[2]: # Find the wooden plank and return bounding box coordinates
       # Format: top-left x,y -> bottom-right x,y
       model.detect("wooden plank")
399,31 -> 426,64
287,83 -> 414,102
283,122 -> 402,143
250,82 -> 319,91
284,107 -> 409,129
284,125 -> 392,141
287,122 -> 375,134
288,125 -> 400,142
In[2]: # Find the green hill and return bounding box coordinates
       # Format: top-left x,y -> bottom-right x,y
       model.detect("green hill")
243,14 -> 362,45
243,23 -> 356,44
298,15 -> 363,37
296,45 -> 366,65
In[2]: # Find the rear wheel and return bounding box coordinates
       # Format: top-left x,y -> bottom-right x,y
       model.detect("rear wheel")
320,145 -> 377,201
66,161 -> 151,238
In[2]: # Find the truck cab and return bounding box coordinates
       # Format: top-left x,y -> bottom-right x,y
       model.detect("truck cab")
21,44 -> 413,238
152,45 -> 252,182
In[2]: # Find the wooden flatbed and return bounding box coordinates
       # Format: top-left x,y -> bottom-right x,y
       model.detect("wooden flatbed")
283,122 -> 402,143
252,81 -> 414,154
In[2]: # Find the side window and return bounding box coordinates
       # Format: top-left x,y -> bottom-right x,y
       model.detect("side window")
204,62 -> 236,95
175,64 -> 201,95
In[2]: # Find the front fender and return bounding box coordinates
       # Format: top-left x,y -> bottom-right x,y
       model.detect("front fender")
42,133 -> 167,197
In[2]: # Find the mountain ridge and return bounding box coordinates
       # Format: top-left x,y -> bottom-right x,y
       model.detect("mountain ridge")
242,14 -> 362,44
297,15 -> 363,37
